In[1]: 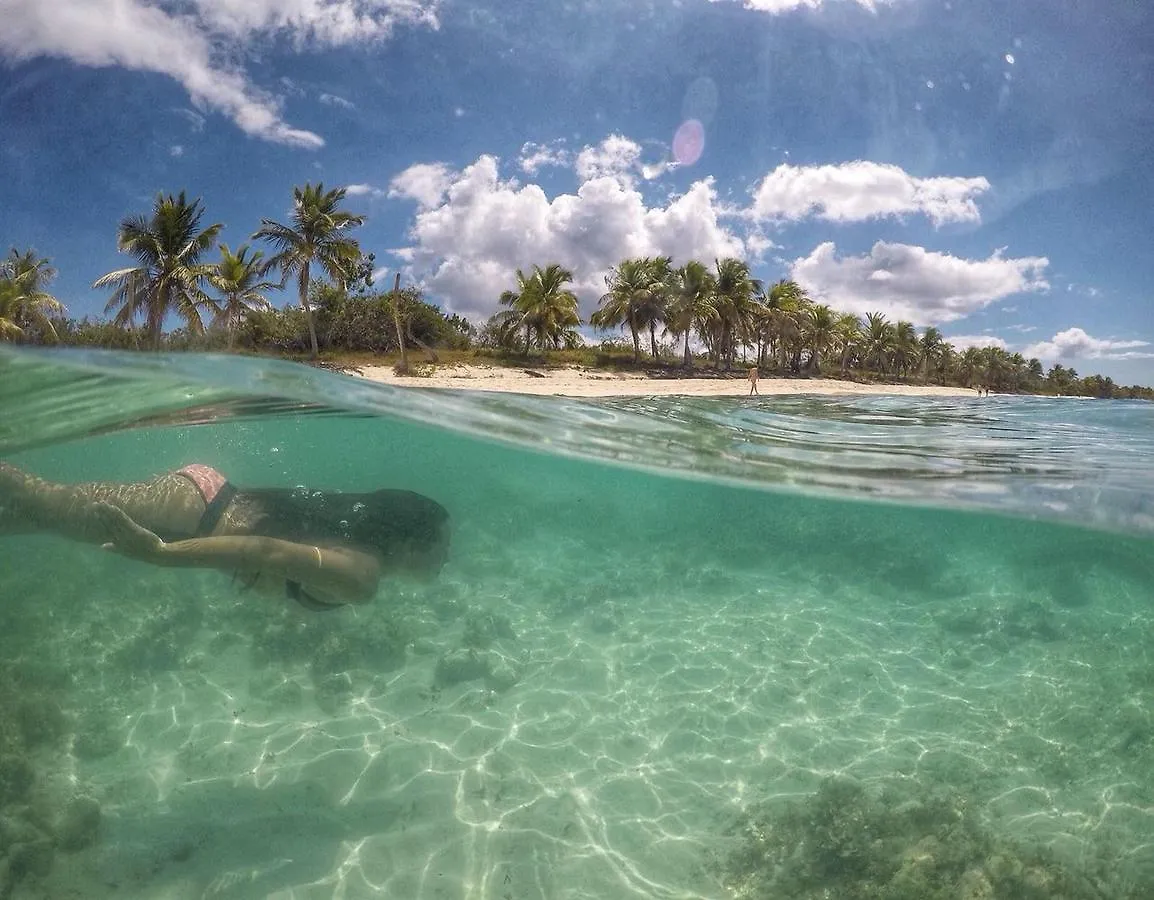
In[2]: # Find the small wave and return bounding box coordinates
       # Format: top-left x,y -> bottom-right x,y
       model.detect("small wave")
3,346 -> 1153,537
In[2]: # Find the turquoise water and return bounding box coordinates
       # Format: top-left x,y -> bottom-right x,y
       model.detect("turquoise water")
2,347 -> 1154,899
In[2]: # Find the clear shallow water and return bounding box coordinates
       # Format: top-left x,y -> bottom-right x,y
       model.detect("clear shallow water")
2,347 -> 1154,899
4,348 -> 1154,536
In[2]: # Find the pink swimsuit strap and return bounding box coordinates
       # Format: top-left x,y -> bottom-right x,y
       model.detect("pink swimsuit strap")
175,464 -> 228,506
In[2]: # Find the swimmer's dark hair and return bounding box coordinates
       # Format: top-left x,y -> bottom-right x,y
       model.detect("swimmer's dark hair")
235,488 -> 449,563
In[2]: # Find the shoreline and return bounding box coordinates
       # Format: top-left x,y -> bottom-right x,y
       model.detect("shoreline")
356,363 -> 976,398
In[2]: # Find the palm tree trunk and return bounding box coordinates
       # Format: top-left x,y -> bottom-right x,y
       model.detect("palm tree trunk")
682,331 -> 692,368
649,323 -> 658,361
391,273 -> 409,372
149,293 -> 164,350
300,262 -> 319,357
227,298 -> 239,350
630,325 -> 640,363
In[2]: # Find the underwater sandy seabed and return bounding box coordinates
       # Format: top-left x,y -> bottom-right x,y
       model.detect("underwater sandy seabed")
2,421 -> 1154,899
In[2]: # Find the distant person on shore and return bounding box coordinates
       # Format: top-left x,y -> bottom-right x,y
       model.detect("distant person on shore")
748,366 -> 760,395
0,462 -> 450,610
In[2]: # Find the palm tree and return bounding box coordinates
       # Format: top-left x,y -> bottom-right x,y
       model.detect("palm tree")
706,258 -> 752,371
254,183 -> 365,357
932,344 -> 956,385
639,256 -> 673,361
207,244 -> 278,348
803,304 -> 837,374
712,258 -> 762,369
666,261 -> 717,368
499,263 -> 581,353
480,309 -> 524,350
499,268 -> 538,355
1046,364 -> 1078,395
591,256 -> 667,362
531,264 -> 582,349
833,313 -> 862,374
862,312 -> 895,375
918,327 -> 945,382
980,346 -> 1010,392
892,321 -> 919,378
958,347 -> 985,388
0,248 -> 64,341
94,192 -> 222,349
1026,357 -> 1045,389
762,280 -> 808,371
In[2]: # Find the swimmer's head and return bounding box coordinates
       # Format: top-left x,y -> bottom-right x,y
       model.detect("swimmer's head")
353,489 -> 451,577
242,487 -> 451,575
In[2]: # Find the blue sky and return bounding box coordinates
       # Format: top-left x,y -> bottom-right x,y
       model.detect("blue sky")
2,0 -> 1152,383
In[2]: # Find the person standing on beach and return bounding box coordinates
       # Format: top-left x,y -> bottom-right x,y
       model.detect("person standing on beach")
748,366 -> 760,395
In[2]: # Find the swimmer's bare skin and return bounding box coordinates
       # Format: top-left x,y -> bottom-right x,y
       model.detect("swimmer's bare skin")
93,502 -> 379,604
0,462 -> 203,543
0,462 -> 400,606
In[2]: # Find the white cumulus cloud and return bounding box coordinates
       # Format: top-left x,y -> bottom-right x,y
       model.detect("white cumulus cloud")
750,162 -> 990,227
572,135 -> 676,184
0,0 -> 436,147
191,0 -> 438,44
1022,328 -> 1153,361
574,135 -> 645,184
319,92 -> 356,110
791,241 -> 1049,325
387,162 -> 456,209
345,183 -> 386,198
943,334 -> 1009,351
388,153 -> 744,319
518,140 -> 571,175
711,0 -> 895,15
744,229 -> 779,261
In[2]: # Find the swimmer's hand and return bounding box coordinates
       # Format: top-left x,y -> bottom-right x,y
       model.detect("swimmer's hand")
0,462 -> 29,497
93,502 -> 166,562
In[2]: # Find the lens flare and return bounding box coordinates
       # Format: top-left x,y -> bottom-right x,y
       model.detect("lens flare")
672,119 -> 705,166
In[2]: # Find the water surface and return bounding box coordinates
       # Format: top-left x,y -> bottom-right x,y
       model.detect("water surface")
1,347 -> 1152,899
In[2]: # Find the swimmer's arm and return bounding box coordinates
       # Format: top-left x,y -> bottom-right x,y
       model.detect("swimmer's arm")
92,501 -> 378,602
159,536 -> 380,603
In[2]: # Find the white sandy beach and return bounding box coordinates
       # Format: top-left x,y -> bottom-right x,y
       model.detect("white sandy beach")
357,362 -> 974,398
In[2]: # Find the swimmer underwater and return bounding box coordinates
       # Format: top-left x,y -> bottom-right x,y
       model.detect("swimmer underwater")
0,462 -> 451,610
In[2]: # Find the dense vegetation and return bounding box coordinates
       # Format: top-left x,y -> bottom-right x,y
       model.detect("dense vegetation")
1,187 -> 1150,400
